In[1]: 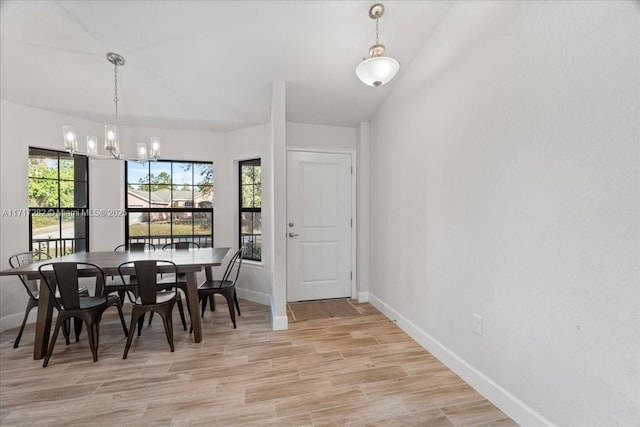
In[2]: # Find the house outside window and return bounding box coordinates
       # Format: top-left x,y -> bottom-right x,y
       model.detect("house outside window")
125,160 -> 214,247
239,159 -> 261,261
28,147 -> 89,258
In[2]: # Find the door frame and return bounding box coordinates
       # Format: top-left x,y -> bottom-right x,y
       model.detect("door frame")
286,148 -> 357,301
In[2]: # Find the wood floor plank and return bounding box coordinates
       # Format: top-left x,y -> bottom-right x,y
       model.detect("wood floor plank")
441,399 -> 510,426
0,298 -> 516,426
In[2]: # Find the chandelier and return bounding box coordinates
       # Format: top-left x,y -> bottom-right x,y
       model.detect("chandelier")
355,3 -> 400,87
62,53 -> 160,162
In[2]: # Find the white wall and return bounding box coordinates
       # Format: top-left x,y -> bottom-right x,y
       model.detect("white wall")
270,81 -> 288,330
226,123 -> 272,305
368,2 -> 639,426
286,122 -> 356,152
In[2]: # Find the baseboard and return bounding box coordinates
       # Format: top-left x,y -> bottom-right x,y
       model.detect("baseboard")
270,295 -> 288,331
357,291 -> 369,303
271,314 -> 288,331
368,292 -> 555,427
236,287 -> 270,306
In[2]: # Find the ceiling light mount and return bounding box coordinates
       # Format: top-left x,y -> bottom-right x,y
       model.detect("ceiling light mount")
356,3 -> 400,87
106,52 -> 125,67
62,52 -> 160,162
368,3 -> 385,19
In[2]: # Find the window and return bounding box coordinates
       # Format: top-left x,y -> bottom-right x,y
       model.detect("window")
239,159 -> 261,261
125,160 -> 214,247
28,147 -> 89,257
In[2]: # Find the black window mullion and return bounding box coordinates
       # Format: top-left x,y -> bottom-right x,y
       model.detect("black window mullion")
239,159 -> 261,261
28,148 -> 88,258
125,160 -> 213,248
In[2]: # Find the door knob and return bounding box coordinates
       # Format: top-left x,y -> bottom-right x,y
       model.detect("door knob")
288,232 -> 299,238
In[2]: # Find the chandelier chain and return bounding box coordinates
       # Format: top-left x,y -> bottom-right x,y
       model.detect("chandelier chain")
375,18 -> 379,44
113,62 -> 119,121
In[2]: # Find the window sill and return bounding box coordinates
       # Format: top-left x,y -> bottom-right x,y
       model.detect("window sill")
242,260 -> 264,269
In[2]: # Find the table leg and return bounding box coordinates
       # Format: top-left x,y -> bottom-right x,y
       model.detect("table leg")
185,271 -> 202,342
33,279 -> 54,360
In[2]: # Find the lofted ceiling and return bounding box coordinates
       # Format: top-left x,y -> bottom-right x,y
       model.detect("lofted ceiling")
0,0 -> 452,131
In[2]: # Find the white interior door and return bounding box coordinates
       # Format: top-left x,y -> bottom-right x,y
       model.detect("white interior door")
287,151 -> 352,302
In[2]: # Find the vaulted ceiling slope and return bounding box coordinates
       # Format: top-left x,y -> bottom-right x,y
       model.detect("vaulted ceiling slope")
0,0 -> 452,131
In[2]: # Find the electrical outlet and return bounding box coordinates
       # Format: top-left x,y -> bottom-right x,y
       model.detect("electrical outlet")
472,313 -> 483,336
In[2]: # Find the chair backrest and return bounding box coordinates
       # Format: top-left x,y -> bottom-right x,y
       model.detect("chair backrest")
118,260 -> 177,305
114,243 -> 155,252
38,262 -> 104,310
162,241 -> 199,251
9,251 -> 52,298
205,248 -> 244,285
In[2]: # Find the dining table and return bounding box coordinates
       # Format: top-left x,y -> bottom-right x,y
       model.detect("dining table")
0,247 -> 231,360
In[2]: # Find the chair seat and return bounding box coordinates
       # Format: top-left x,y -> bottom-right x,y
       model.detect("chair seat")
199,280 -> 234,290
106,294 -> 122,304
71,296 -> 106,310
104,277 -> 136,288
32,286 -> 90,300
135,290 -> 177,305
157,274 -> 187,285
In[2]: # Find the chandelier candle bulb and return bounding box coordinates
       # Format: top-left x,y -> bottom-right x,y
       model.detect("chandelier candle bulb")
104,124 -> 118,153
86,136 -> 98,156
62,126 -> 78,153
150,137 -> 161,159
137,143 -> 148,160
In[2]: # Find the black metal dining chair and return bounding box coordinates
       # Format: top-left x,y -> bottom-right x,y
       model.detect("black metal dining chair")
8,251 -> 89,348
197,248 -> 244,328
37,262 -> 118,367
118,260 -> 181,358
161,241 -> 200,251
114,242 -> 156,253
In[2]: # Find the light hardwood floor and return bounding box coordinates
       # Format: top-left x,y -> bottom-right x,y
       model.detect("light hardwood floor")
0,299 -> 517,426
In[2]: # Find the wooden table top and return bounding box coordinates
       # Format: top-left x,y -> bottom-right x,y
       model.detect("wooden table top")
0,247 -> 231,276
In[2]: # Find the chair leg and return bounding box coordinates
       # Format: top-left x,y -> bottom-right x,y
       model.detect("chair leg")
234,290 -> 241,316
115,301 -> 129,337
176,298 -> 187,331
159,307 -> 175,352
124,307 -> 144,359
63,318 -> 71,345
148,311 -> 154,326
222,289 -> 237,329
14,299 -> 37,348
200,295 -> 208,318
43,316 -> 65,367
84,317 -> 99,362
209,294 -> 215,312
137,313 -> 145,337
74,317 -> 83,342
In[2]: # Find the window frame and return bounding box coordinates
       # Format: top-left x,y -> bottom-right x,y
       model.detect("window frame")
239,158 -> 262,262
28,147 -> 90,258
124,159 -> 214,248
